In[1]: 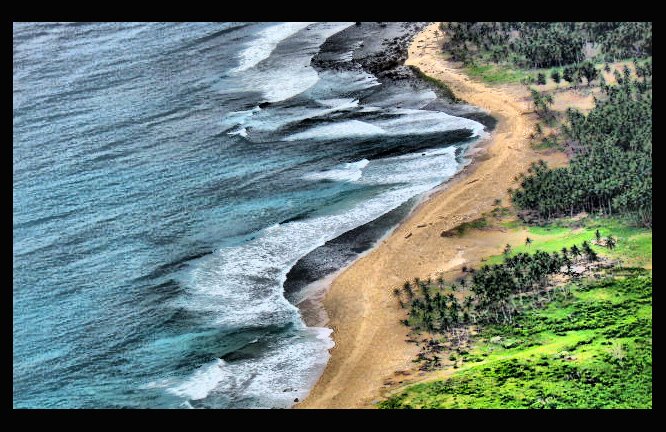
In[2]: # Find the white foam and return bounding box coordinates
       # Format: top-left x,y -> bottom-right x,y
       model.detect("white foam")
375,108 -> 486,137
161,327 -> 334,407
303,159 -> 370,183
283,107 -> 485,142
315,98 -> 359,109
359,146 -> 460,186
167,358 -> 230,401
262,67 -> 320,103
220,106 -> 261,132
231,22 -> 314,73
229,22 -> 354,103
239,98 -> 362,134
284,120 -> 386,141
227,127 -> 248,137
219,70 -> 378,136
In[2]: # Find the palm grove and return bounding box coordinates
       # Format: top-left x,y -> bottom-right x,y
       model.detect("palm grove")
512,66 -> 652,227
442,22 -> 651,68
394,240 -> 603,355
440,22 -> 652,227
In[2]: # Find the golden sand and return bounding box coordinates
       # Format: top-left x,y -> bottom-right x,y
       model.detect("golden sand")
297,22 -> 567,409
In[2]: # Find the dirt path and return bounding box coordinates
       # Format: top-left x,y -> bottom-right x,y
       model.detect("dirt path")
296,22 -> 567,409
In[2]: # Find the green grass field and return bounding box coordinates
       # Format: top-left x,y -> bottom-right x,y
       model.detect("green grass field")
487,216 -> 651,268
379,272 -> 652,408
464,63 -> 529,84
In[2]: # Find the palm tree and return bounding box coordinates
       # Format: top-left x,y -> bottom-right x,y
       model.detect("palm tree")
563,255 -> 573,276
403,281 -> 414,301
582,241 -> 598,261
605,235 -> 617,250
570,244 -> 582,261
525,237 -> 533,247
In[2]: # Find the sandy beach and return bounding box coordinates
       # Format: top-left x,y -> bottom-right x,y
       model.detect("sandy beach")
297,22 -> 568,409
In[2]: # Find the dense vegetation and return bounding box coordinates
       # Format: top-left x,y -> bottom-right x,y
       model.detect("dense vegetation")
442,22 -> 652,68
380,272 -> 652,408
394,237 -> 609,352
510,67 -> 652,227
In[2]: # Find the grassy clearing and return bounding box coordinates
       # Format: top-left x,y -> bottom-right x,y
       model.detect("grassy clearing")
489,216 -> 651,268
464,63 -> 529,84
379,273 -> 652,408
441,217 -> 488,237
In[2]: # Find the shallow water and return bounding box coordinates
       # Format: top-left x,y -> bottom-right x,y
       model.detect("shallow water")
13,22 -> 487,408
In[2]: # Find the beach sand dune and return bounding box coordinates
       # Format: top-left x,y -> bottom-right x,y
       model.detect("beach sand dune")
297,22 -> 567,409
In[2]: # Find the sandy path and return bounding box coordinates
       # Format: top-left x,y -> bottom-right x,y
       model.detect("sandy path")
297,22 -> 566,409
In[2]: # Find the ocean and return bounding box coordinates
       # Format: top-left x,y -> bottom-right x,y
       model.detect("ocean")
13,22 -> 489,408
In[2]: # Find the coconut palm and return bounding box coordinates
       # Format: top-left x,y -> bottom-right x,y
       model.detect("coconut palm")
570,244 -> 582,261
403,281 -> 414,300
605,235 -> 617,250
582,241 -> 598,261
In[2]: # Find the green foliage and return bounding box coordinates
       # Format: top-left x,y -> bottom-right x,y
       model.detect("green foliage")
597,22 -> 652,61
578,61 -> 599,85
380,275 -> 652,408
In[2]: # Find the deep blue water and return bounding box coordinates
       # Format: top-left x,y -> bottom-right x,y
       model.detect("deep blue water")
13,22 -> 486,408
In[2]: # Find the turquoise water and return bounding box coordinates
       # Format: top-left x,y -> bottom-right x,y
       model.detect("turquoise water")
13,22 -> 486,408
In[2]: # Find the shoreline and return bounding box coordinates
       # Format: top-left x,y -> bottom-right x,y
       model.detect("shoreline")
296,22 -> 567,409
294,133 -> 489,327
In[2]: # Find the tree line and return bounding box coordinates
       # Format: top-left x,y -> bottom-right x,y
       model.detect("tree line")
394,239 -> 608,346
441,22 -> 652,69
511,64 -> 652,227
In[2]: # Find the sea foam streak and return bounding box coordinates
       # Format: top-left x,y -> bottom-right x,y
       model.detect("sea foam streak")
284,108 -> 486,141
231,22 -> 355,103
167,358 -> 229,400
165,327 -> 334,407
303,159 -> 370,182
231,22 -> 314,73
285,120 -> 386,141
